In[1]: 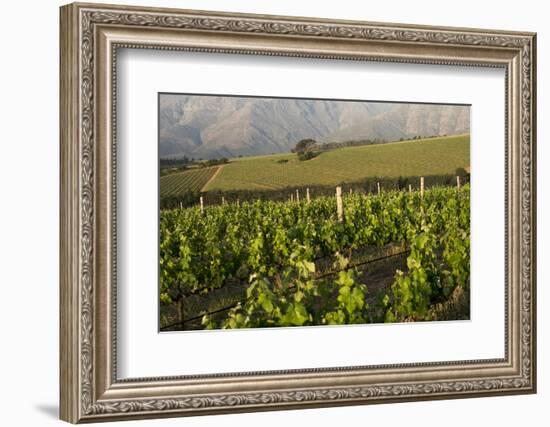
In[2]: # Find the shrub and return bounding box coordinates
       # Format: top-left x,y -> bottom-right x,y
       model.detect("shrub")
298,151 -> 319,161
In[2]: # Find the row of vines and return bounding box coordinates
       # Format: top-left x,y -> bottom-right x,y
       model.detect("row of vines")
159,167 -> 218,197
159,185 -> 470,330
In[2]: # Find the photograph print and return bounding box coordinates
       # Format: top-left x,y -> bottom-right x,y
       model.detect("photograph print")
158,93 -> 471,332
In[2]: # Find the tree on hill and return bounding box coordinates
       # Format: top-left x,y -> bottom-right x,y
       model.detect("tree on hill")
293,138 -> 317,154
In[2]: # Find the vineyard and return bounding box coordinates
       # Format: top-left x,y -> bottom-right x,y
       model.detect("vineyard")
204,134 -> 469,192
159,166 -> 219,197
159,184 -> 470,330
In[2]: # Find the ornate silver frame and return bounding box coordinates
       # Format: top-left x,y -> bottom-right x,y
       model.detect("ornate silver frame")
60,2 -> 537,423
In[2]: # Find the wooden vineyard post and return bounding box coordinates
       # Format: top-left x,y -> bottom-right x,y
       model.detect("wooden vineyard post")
296,189 -> 300,203
420,177 -> 424,198
306,188 -> 311,203
199,196 -> 204,214
456,175 -> 461,190
179,202 -> 183,209
290,193 -> 294,202
336,186 -> 344,222
221,196 -> 225,205
349,188 -> 353,195
377,182 -> 381,196
408,184 -> 412,193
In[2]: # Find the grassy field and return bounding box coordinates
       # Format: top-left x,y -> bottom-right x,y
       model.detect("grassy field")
159,134 -> 469,196
159,166 -> 219,197
203,134 -> 469,192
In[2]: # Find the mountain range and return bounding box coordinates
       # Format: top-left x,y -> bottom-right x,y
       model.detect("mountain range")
159,94 -> 470,160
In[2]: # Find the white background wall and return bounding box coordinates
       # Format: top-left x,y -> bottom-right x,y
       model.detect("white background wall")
0,0 -> 545,426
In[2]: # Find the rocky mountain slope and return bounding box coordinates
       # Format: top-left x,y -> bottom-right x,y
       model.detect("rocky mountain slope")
159,94 -> 470,159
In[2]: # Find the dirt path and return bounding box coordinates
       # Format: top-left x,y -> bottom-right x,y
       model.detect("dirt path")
201,165 -> 224,192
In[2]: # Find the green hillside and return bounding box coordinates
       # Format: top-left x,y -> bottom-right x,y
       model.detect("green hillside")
203,134 -> 469,192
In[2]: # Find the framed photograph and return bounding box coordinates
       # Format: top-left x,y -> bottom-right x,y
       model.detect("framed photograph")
157,93 -> 472,332
60,2 -> 537,423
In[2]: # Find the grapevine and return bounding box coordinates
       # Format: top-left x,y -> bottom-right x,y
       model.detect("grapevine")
159,185 -> 470,329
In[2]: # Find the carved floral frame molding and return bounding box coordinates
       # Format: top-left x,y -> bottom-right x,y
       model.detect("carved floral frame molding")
60,2 -> 536,423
